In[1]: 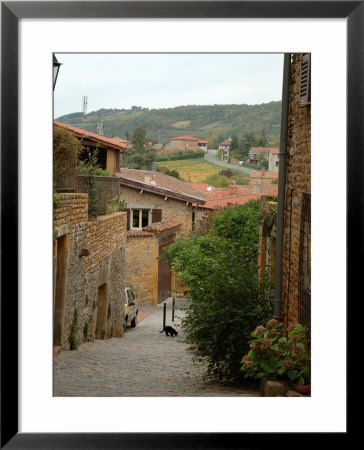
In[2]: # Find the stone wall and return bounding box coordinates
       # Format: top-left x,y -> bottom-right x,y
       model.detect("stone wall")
125,223 -> 182,304
53,193 -> 127,351
125,235 -> 159,304
165,139 -> 199,151
120,185 -> 193,235
281,54 -> 311,328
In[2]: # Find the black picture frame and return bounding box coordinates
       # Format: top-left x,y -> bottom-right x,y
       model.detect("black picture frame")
1,1 -> 358,448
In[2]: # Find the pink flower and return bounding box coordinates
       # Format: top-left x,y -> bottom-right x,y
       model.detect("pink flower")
243,360 -> 254,370
253,325 -> 265,336
261,338 -> 271,350
266,318 -> 279,328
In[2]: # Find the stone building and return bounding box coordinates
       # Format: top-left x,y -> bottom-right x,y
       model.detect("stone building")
165,135 -> 199,152
276,53 -> 311,328
116,169 -> 206,304
53,193 -> 127,352
268,148 -> 280,173
54,121 -> 127,175
249,170 -> 279,186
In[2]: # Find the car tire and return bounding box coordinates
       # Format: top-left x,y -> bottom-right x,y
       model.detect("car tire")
131,311 -> 138,327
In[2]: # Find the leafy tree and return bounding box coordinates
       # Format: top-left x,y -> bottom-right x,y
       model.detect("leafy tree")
230,135 -> 239,152
258,129 -> 268,147
53,126 -> 83,179
257,151 -> 269,170
237,132 -> 259,160
164,201 -> 274,381
122,124 -> 156,170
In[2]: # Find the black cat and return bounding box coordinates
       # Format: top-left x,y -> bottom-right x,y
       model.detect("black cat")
160,326 -> 178,337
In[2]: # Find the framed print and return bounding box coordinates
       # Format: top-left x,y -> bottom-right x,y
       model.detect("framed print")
1,1 -> 359,448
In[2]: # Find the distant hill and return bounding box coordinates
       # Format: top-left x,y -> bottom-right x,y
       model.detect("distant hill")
56,102 -> 281,146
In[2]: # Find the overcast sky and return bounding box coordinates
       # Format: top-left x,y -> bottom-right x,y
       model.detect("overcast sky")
54,53 -> 284,118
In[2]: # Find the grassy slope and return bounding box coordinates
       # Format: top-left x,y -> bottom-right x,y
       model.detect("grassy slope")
157,158 -> 249,183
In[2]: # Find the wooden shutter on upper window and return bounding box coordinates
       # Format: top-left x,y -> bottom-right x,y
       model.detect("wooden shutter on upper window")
152,209 -> 162,223
125,208 -> 130,230
300,53 -> 311,104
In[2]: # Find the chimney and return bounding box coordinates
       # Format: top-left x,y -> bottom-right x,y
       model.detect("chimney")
144,175 -> 152,184
253,178 -> 262,194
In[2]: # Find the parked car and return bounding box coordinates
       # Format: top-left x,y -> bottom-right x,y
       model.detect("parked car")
123,287 -> 139,330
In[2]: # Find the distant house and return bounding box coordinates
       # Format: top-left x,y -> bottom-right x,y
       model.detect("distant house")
115,169 -> 206,304
248,147 -> 271,165
198,139 -> 208,151
268,148 -> 280,172
249,170 -> 278,187
218,139 -> 232,161
165,135 -> 200,151
218,139 -> 231,151
54,120 -> 127,175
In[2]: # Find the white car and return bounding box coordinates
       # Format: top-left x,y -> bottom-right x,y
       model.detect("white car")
123,287 -> 139,330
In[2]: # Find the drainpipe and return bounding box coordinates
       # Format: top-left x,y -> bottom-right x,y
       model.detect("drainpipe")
273,53 -> 291,319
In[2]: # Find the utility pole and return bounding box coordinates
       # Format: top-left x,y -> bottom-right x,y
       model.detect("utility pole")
82,95 -> 88,129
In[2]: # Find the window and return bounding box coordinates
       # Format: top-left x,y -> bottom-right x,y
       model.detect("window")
131,209 -> 151,229
300,53 -> 311,104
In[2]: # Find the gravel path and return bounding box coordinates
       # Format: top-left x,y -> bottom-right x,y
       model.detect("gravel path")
53,298 -> 259,397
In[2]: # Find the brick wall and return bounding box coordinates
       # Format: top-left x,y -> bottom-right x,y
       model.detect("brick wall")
281,54 -> 311,328
53,193 -> 127,351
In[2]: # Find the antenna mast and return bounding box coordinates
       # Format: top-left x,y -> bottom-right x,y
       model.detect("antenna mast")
96,111 -> 104,136
82,95 -> 88,129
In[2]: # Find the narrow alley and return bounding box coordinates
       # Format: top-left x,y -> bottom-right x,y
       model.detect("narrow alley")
53,298 -> 259,397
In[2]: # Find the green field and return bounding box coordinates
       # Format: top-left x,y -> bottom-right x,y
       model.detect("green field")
156,158 -> 248,184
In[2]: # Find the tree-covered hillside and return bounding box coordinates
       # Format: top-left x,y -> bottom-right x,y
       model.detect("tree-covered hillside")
56,102 -> 281,147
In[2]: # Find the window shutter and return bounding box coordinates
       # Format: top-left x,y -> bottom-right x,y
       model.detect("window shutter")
300,53 -> 311,104
125,209 -> 130,230
152,209 -> 162,223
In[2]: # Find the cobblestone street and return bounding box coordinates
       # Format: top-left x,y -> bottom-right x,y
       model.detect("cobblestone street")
54,298 -> 259,397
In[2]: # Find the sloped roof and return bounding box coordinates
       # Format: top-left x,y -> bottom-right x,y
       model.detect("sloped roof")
116,169 -> 206,204
54,121 -> 127,151
219,139 -> 231,146
250,170 -> 279,179
203,194 -> 262,209
188,183 -> 278,210
127,219 -> 182,238
171,135 -> 199,141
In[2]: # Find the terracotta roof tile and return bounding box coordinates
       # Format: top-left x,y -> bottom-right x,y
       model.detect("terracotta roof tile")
171,135 -> 199,141
250,170 -> 279,179
54,121 -> 127,151
116,169 -> 206,203
127,219 -> 182,237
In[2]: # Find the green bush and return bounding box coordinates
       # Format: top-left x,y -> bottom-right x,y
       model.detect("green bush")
241,320 -> 310,386
163,201 -> 274,381
156,150 -> 205,162
204,174 -> 231,188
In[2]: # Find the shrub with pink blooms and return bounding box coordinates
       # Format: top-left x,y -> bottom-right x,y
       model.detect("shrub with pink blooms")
241,319 -> 310,386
